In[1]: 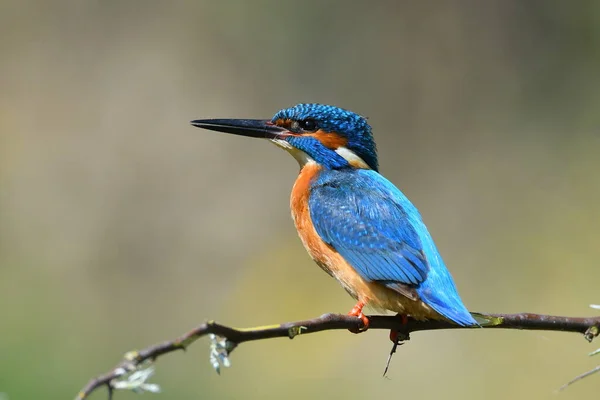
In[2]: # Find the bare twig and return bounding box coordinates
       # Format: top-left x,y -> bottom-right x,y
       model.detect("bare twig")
559,365 -> 600,391
76,312 -> 600,399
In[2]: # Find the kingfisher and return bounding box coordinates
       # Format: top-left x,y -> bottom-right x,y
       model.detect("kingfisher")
191,103 -> 477,336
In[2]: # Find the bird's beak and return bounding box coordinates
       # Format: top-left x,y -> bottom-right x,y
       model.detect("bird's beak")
190,118 -> 286,139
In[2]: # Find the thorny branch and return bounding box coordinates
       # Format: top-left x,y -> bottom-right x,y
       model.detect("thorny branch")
76,311 -> 600,400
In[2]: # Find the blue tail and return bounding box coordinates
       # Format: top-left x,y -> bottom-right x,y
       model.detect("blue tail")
416,263 -> 477,326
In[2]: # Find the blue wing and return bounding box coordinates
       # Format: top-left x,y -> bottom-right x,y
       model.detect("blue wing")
309,169 -> 428,287
308,169 -> 477,326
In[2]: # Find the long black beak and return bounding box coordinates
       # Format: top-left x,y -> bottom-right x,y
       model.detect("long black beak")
190,118 -> 286,139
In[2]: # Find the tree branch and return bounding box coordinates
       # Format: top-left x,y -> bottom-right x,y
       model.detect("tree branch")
75,312 -> 600,400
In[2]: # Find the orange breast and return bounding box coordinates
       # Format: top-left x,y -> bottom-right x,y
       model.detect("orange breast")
290,163 -> 440,319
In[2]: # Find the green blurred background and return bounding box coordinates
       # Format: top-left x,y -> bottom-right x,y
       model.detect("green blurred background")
1,1 -> 599,399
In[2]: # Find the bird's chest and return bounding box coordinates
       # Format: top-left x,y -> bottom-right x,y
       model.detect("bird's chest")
290,164 -> 337,278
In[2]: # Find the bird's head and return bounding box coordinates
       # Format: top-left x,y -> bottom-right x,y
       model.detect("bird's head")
191,103 -> 378,171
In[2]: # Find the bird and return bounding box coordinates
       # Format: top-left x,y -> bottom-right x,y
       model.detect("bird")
191,103 -> 477,337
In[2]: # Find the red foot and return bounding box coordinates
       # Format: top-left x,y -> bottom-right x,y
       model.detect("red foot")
389,314 -> 409,343
347,301 -> 370,333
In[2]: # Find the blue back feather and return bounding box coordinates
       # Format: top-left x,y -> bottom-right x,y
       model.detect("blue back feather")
309,169 -> 477,326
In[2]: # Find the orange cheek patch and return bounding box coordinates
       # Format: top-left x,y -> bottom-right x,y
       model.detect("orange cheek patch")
274,118 -> 293,129
271,121 -> 347,149
307,130 -> 347,149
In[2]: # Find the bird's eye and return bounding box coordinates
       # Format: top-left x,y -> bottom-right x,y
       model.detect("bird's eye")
298,119 -> 317,132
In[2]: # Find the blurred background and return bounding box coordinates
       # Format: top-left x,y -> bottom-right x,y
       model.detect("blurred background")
1,1 -> 599,399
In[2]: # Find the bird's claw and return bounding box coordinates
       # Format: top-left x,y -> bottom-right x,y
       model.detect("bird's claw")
389,314 -> 410,343
347,301 -> 370,333
348,313 -> 370,333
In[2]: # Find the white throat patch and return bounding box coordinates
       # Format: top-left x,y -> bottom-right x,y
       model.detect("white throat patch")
270,140 -> 369,169
270,139 -> 315,167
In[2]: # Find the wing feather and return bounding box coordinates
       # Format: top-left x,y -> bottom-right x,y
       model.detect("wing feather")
309,171 -> 429,290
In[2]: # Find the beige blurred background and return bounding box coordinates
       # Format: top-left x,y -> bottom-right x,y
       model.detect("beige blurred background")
1,1 -> 599,399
